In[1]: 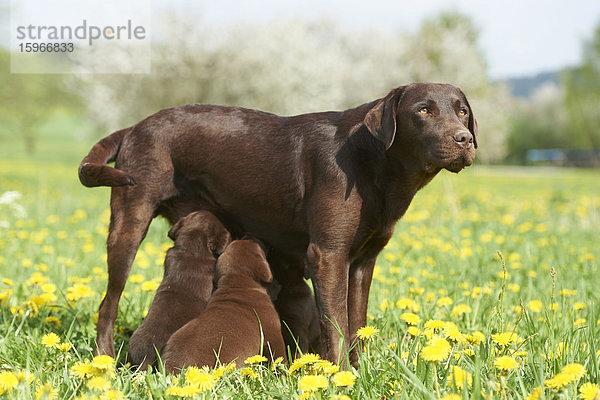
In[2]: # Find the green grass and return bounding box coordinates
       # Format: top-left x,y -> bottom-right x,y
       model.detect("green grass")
0,131 -> 599,399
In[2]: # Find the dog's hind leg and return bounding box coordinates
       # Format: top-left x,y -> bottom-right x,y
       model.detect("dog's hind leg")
95,186 -> 159,357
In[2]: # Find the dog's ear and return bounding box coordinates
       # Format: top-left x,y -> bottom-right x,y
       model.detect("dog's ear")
458,88 -> 478,149
208,229 -> 232,257
168,218 -> 185,241
249,241 -> 273,284
253,256 -> 273,284
364,85 -> 406,149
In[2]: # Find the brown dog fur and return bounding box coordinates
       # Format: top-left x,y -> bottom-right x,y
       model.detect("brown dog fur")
79,83 -> 477,366
127,211 -> 231,369
271,266 -> 321,358
162,239 -> 286,373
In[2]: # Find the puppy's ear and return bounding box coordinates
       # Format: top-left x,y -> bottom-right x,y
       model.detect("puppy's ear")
168,218 -> 185,241
208,229 -> 232,257
458,88 -> 478,149
254,257 -> 273,284
364,85 -> 406,149
249,241 -> 272,284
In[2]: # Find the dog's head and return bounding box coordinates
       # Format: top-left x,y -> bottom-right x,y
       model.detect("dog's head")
364,82 -> 477,174
168,211 -> 232,257
216,238 -> 273,285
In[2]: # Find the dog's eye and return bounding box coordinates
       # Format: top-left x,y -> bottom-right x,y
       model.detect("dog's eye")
459,108 -> 468,116
419,107 -> 430,114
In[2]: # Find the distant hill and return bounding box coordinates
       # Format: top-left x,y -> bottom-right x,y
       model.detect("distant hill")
503,71 -> 561,98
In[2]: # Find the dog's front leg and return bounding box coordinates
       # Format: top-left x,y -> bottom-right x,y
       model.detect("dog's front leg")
347,230 -> 394,367
347,257 -> 377,367
306,242 -> 350,366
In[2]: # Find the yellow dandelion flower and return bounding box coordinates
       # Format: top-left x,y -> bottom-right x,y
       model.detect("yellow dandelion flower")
407,326 -> 421,337
297,353 -> 321,365
312,360 -> 339,375
525,386 -> 543,400
44,316 -> 61,328
289,353 -> 321,374
141,280 -> 160,291
298,374 -> 328,392
57,342 -> 73,352
35,382 -> 57,399
545,374 -> 573,390
70,362 -> 93,379
444,323 -> 467,344
494,356 -> 519,371
180,385 -> 203,397
91,354 -> 115,373
184,367 -> 214,392
15,371 -> 34,384
356,326 -> 379,340
0,371 -> 19,395
244,355 -> 268,365
165,385 -> 197,398
491,331 -> 517,347
2,278 -> 15,286
424,319 -> 446,332
0,289 -> 12,305
560,289 -> 577,297
420,337 -> 451,362
288,361 -> 303,375
87,376 -> 110,391
579,382 -> 600,400
65,284 -> 94,301
436,297 -> 453,307
107,389 -> 123,400
501,214 -> 515,225
561,363 -> 586,381
527,300 -> 543,313
400,312 -> 421,325
240,367 -> 257,379
440,394 -> 461,400
575,318 -> 587,327
396,298 -> 419,312
331,395 -> 352,400
273,356 -> 284,366
379,298 -> 390,311
41,332 -> 61,349
212,366 -> 228,381
333,371 -> 356,387
466,331 -> 485,345
451,304 -> 472,318
451,366 -> 472,390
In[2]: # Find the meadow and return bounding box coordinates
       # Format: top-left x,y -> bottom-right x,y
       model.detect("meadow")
0,133 -> 599,399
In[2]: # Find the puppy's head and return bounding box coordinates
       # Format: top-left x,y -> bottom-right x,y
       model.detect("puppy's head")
216,238 -> 273,285
168,211 -> 232,257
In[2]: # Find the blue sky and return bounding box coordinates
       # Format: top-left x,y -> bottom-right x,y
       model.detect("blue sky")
6,0 -> 600,79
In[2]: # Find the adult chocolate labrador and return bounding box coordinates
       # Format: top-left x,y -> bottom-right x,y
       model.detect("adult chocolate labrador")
79,82 -> 477,366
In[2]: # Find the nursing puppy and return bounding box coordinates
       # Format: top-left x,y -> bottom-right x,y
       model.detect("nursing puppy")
127,211 -> 231,370
162,238 -> 286,372
272,267 -> 321,358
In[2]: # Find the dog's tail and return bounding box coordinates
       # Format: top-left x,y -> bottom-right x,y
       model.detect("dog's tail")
78,127 -> 136,187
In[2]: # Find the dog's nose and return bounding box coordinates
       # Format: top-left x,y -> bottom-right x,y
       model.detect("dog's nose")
453,130 -> 474,148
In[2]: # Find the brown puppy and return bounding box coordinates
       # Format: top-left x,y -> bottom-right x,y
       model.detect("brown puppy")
162,239 -> 286,372
79,83 -> 477,366
127,211 -> 231,370
272,266 -> 321,358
